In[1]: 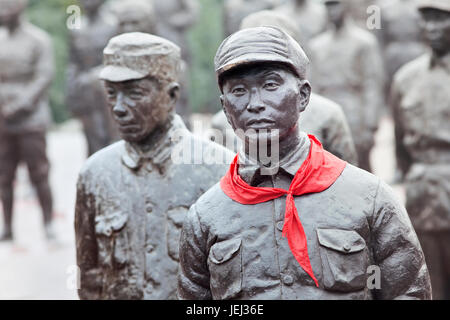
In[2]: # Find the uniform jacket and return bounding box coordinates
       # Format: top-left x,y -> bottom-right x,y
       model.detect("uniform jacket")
178,134 -> 431,300
75,115 -> 234,299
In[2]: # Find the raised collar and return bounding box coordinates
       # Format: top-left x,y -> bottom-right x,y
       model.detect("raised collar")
121,114 -> 188,173
237,131 -> 311,186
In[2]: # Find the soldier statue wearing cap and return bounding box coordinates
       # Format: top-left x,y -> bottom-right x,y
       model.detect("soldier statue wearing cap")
209,9 -> 358,165
390,0 -> 450,300
0,0 -> 55,240
178,26 -> 431,300
309,0 -> 385,173
74,32 -> 233,299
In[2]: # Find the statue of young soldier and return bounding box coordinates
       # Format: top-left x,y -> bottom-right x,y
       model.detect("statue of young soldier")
390,0 -> 450,300
309,0 -> 385,173
66,0 -> 119,156
0,0 -> 55,240
209,9 -> 358,165
178,26 -> 431,300
74,33 -> 233,300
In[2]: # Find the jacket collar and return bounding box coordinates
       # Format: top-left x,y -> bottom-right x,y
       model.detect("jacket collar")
237,131 -> 311,185
121,114 -> 188,173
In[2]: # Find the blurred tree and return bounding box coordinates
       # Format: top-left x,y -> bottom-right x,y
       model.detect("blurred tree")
187,0 -> 224,114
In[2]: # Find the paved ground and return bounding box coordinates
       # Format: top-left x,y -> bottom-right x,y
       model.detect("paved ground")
0,114 -> 404,300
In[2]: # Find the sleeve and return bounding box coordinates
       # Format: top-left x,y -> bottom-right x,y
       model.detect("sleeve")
177,204 -> 212,300
74,172 -> 103,300
369,179 -> 432,300
324,105 -> 359,166
21,33 -> 54,112
389,75 -> 413,178
359,40 -> 385,131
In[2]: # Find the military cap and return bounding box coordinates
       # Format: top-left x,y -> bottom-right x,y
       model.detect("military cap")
214,26 -> 310,87
417,0 -> 450,13
99,32 -> 181,83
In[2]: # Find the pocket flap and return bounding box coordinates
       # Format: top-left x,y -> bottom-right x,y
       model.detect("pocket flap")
317,228 -> 365,253
209,238 -> 242,265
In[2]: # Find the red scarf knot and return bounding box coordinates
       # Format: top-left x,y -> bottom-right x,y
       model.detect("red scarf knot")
220,135 -> 346,288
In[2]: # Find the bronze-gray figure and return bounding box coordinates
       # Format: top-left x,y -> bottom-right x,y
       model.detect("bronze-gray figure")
152,0 -> 199,128
210,9 -> 358,165
109,0 -> 156,34
390,0 -> 450,300
274,0 -> 327,47
178,26 -> 431,300
66,0 -> 119,156
74,33 -> 233,299
0,0 -> 55,241
223,0 -> 281,36
309,0 -> 385,172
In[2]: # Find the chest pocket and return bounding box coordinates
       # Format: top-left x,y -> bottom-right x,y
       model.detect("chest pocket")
317,228 -> 369,292
95,210 -> 129,270
208,238 -> 242,300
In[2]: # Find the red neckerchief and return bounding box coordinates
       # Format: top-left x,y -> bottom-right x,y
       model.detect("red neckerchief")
220,135 -> 346,287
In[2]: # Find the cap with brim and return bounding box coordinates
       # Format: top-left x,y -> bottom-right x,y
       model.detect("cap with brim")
417,0 -> 450,13
214,26 -> 309,87
99,32 -> 181,83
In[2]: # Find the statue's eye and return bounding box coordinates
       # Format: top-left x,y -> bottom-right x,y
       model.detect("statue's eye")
129,90 -> 143,99
106,88 -> 116,98
232,86 -> 246,96
263,81 -> 280,90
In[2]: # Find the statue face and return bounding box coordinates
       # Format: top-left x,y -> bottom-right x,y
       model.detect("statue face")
419,8 -> 450,56
104,78 -> 175,143
325,1 -> 346,26
221,64 -> 310,143
0,0 -> 25,26
119,11 -> 153,34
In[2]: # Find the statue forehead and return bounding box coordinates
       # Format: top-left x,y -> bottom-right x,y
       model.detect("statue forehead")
222,63 -> 294,82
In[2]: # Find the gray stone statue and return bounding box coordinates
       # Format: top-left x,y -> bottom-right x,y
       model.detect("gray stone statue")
0,0 -> 55,241
390,0 -> 450,300
152,0 -> 199,128
109,0 -> 156,34
210,9 -> 358,165
309,0 -> 385,172
178,26 -> 431,300
66,0 -> 119,156
75,32 -> 233,299
223,0 -> 281,36
274,0 -> 328,48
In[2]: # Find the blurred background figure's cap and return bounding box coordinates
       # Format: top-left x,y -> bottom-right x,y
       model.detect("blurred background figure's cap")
214,26 -> 310,87
239,10 -> 301,44
100,32 -> 181,83
0,0 -> 27,13
416,0 -> 450,12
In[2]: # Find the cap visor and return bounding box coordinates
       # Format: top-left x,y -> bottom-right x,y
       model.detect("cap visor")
99,65 -> 147,82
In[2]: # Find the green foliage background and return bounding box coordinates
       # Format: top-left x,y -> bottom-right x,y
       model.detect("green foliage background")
25,0 -> 224,124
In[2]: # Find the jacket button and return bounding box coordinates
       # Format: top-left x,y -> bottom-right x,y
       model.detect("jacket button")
283,274 -> 294,286
147,244 -> 154,253
276,221 -> 284,231
146,205 -> 153,213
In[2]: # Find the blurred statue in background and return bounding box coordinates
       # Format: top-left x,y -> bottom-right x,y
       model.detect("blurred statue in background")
75,33 -> 233,299
309,0 -> 385,172
223,0 -> 281,36
109,0 -> 156,34
66,0 -> 119,157
210,9 -> 358,165
390,0 -> 450,300
274,0 -> 327,49
152,0 -> 199,128
0,0 -> 55,240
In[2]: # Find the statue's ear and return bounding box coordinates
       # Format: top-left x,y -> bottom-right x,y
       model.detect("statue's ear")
298,80 -> 311,113
167,82 -> 180,104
